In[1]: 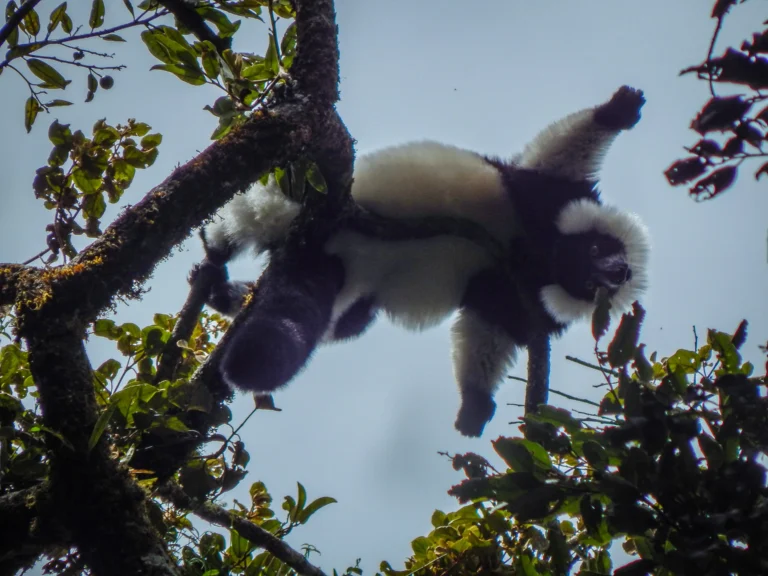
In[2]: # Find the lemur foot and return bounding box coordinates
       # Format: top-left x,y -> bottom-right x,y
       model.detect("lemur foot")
594,85 -> 645,130
455,389 -> 496,437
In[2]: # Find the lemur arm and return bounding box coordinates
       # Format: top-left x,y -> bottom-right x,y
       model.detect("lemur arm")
518,85 -> 645,181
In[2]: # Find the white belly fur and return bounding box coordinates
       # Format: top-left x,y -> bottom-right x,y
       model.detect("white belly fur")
325,230 -> 494,330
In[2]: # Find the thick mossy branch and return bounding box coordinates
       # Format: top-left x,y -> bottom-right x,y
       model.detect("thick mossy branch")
26,328 -> 177,576
0,485 -> 67,575
292,0 -> 340,106
159,482 -> 329,576
0,264 -> 29,307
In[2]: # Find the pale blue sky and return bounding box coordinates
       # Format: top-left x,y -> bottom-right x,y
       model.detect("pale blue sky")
2,1 -> 767,573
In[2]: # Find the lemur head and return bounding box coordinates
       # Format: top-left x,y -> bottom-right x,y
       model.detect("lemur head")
541,199 -> 650,324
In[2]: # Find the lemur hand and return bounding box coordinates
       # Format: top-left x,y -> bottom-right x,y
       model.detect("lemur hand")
594,85 -> 645,131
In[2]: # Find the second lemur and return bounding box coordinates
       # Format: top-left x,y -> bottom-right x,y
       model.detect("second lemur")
197,85 -> 651,437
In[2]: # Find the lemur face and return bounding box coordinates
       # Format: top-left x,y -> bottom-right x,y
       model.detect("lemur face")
554,231 -> 632,302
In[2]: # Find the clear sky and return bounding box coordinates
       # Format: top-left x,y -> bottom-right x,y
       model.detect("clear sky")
2,1 -> 767,573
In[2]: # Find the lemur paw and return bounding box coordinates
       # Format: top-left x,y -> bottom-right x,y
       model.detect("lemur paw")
188,258 -> 227,288
455,390 -> 496,437
594,85 -> 645,130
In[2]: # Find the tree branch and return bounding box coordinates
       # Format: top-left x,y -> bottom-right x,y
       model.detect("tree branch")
525,332 -> 550,414
154,255 -> 219,384
24,328 -> 178,576
0,263 -> 29,306
291,0 -> 340,106
158,482 -> 329,576
156,0 -> 231,53
0,0 -> 42,49
0,485 -> 69,574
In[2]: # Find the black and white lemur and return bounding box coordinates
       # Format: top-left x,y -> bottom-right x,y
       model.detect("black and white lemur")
195,85 -> 651,437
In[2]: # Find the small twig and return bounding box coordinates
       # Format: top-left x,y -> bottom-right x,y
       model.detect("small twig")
159,482 -> 329,576
0,0 -> 43,48
549,388 -> 601,407
22,248 -> 51,266
565,355 -> 619,377
268,0 -> 283,64
0,11 -> 167,69
706,16 -> 724,97
31,54 -> 126,72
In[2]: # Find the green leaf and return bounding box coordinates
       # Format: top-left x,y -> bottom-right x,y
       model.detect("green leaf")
89,0 -> 105,29
150,63 -> 206,85
23,6 -> 40,36
493,437 -> 534,473
88,403 -> 116,451
583,440 -> 609,470
607,302 -> 645,368
297,496 -> 337,524
48,2 -> 68,34
83,191 -> 106,218
102,33 -> 126,42
61,12 -> 72,33
140,133 -> 162,149
47,120 -> 71,145
122,0 -> 134,16
45,99 -> 73,107
265,35 -> 279,74
27,59 -> 69,89
113,159 -> 135,187
141,30 -> 174,64
24,96 -> 40,133
72,167 -> 101,194
306,161 -> 328,193
201,48 -> 221,79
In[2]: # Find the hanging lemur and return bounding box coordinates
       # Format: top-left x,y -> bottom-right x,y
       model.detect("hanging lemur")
194,85 -> 651,437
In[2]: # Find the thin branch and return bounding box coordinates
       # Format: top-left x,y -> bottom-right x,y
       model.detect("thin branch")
549,387 -> 601,407
158,482 -> 329,576
525,332 -> 550,414
0,0 -> 42,48
706,16 -> 724,97
565,355 -> 620,377
0,11 -> 168,69
155,258 -> 217,383
30,53 -> 126,71
268,0 -> 283,64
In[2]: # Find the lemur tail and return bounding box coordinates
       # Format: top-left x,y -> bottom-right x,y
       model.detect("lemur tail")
204,176 -> 302,258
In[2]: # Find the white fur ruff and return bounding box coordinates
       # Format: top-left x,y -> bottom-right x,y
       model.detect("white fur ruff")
205,176 -> 301,256
540,198 -> 651,324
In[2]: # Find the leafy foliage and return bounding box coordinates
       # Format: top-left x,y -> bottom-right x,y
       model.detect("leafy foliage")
666,1 -> 768,199
382,309 -> 768,575
31,117 -> 161,262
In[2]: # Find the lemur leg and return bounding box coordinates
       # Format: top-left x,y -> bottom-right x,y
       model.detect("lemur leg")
189,258 -> 252,316
518,85 -> 645,181
452,309 -> 519,437
329,296 -> 379,341
452,269 -> 532,437
219,244 -> 345,393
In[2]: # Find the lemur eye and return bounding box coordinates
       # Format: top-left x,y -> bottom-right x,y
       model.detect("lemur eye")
585,280 -> 595,291
589,245 -> 599,257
